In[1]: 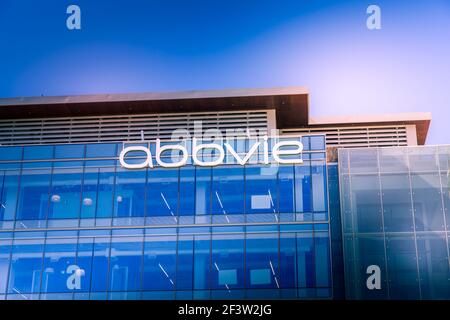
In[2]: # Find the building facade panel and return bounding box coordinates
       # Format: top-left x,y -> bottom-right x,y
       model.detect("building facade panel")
339,145 -> 450,299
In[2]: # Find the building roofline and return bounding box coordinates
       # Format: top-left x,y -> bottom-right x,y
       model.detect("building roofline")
308,112 -> 432,145
0,87 -> 310,129
0,86 -> 309,106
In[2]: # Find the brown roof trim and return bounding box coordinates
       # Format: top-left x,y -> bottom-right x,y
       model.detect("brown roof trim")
0,87 -> 310,128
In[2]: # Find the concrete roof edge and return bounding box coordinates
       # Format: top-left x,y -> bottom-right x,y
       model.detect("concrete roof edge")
0,86 -> 309,106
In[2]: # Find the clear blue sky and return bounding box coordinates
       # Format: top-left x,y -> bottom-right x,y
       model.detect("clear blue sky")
1,0 -> 449,144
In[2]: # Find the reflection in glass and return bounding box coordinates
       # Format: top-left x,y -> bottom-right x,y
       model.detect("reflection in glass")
48,168 -> 83,219
212,167 -> 244,215
17,169 -> 51,220
8,239 -> 44,294
114,169 -> 146,217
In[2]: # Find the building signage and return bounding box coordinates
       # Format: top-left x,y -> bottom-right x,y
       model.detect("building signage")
119,136 -> 303,169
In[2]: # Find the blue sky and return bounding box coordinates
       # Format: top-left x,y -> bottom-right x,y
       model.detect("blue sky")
0,0 -> 449,144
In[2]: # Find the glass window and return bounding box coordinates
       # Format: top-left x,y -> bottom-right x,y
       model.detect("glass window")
23,146 -> 53,160
86,143 -> 118,158
193,235 -> 211,291
349,148 -> 379,174
279,233 -> 296,289
409,147 -> 439,172
442,173 -> 450,230
386,235 -> 420,299
0,171 -> 20,221
41,238 -> 77,293
350,174 -> 383,233
314,231 -> 331,288
114,169 -> 146,217
296,232 -> 314,288
312,163 -> 327,214
147,168 -> 178,217
109,237 -> 143,292
353,236 -> 388,299
278,165 -> 295,213
211,234 -> 244,290
380,174 -> 414,232
90,237 -> 110,292
0,240 -> 11,294
142,236 -> 176,291
245,166 -> 277,214
245,233 -> 279,289
48,167 -> 83,219
54,144 -> 85,159
195,167 -> 211,215
417,234 -> 450,299
17,169 -> 51,220
294,165 -> 312,214
8,238 -> 44,294
177,235 -> 194,290
179,167 -> 195,216
310,136 -> 325,151
75,237 -> 94,293
0,146 -> 22,161
212,166 -> 244,215
411,173 -> 445,231
379,148 -> 408,173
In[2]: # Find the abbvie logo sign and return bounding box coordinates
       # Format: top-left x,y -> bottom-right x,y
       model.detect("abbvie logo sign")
119,136 -> 303,169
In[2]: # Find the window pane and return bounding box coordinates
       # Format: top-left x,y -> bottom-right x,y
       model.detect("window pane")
177,235 -> 194,290
212,167 -> 244,215
0,240 -> 11,294
76,238 -> 94,292
211,234 -> 244,290
381,174 -> 414,232
417,234 -> 450,299
0,171 -> 20,220
114,169 -> 146,217
86,144 -> 118,158
193,235 -> 210,291
179,167 -> 195,216
17,169 -> 51,220
386,235 -> 420,299
147,168 -> 178,217
349,148 -> 379,174
90,237 -> 110,292
278,165 -> 295,213
23,146 -> 53,160
195,167 -> 211,215
245,166 -> 277,214
409,147 -> 439,172
109,237 -> 143,292
96,168 -> 115,218
294,165 -> 312,214
296,232 -> 314,288
442,173 -> 450,230
42,238 -> 77,293
315,231 -> 331,288
142,236 -> 176,291
54,144 -> 85,159
0,146 -> 22,161
411,173 -> 445,231
312,163 -> 327,214
245,233 -> 279,289
48,168 -> 83,219
353,236 -> 388,299
8,239 -> 44,294
279,233 -> 296,289
350,174 -> 383,233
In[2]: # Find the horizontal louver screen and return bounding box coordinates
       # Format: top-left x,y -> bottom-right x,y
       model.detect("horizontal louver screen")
281,125 -> 409,148
0,110 -> 268,145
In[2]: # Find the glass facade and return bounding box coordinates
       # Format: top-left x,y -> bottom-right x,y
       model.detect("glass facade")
0,136 -> 334,300
339,145 -> 450,300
